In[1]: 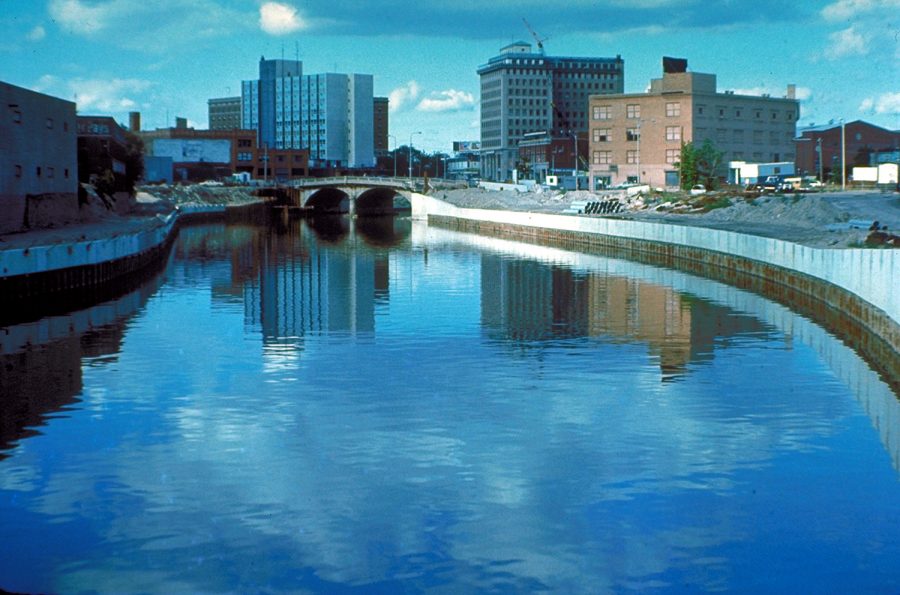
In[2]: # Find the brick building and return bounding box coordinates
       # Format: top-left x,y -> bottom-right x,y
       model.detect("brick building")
140,126 -> 308,183
588,59 -> 799,189
795,120 -> 900,181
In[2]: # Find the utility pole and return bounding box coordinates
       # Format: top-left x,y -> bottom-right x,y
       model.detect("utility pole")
817,137 -> 823,183
841,120 -> 846,191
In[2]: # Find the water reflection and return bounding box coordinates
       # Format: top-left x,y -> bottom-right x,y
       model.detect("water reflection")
480,255 -> 770,380
0,269 -> 165,459
0,219 -> 898,593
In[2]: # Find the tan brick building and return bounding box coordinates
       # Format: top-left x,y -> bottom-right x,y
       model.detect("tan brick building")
588,61 -> 799,190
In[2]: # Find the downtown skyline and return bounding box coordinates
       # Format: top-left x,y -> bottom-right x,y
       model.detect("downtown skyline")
2,0 -> 899,153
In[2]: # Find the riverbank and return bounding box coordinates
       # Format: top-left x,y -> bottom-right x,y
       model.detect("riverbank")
436,187 -> 900,248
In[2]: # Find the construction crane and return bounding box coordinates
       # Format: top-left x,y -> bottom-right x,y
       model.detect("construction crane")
522,18 -> 547,54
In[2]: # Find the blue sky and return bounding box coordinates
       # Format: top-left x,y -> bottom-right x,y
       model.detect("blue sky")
2,0 -> 899,152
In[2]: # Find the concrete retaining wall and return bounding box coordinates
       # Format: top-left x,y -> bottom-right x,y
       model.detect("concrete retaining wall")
412,194 -> 899,357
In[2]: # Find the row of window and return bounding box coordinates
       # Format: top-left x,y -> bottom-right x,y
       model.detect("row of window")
591,149 -> 682,166
13,164 -> 71,179
8,108 -> 70,131
697,105 -> 795,121
590,150 -> 796,167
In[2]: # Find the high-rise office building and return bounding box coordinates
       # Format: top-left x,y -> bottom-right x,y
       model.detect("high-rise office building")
478,42 -> 624,181
242,57 -> 375,169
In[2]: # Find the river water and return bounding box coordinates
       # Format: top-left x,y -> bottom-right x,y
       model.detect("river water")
1,218 -> 898,593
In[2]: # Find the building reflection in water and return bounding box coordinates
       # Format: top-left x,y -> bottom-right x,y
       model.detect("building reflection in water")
0,271 -> 164,459
480,254 -> 769,380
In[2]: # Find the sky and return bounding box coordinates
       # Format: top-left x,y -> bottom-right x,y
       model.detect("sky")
1,0 -> 899,153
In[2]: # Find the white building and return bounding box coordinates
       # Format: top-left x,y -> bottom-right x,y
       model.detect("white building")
242,57 -> 374,169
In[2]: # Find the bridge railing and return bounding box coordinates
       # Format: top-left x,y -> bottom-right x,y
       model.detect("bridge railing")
288,176 -> 416,190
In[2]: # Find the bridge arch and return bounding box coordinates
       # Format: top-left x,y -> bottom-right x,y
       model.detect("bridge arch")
356,187 -> 411,216
305,187 -> 350,214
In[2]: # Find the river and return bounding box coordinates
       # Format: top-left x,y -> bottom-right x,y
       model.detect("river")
1,217 -> 898,593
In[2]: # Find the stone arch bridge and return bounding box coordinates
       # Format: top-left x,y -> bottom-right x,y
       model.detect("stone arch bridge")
269,177 -> 419,216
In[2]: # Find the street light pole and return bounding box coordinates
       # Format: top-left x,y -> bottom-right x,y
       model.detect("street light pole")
409,131 -> 422,181
388,134 -> 397,178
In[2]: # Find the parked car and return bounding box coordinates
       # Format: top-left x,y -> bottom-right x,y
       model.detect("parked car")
689,184 -> 707,196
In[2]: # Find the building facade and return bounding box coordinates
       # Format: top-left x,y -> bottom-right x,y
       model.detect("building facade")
141,126 -> 308,183
76,115 -> 142,198
0,82 -> 77,233
588,60 -> 799,189
795,120 -> 900,181
241,57 -> 375,169
373,96 -> 389,156
208,96 -> 242,130
478,42 -> 624,182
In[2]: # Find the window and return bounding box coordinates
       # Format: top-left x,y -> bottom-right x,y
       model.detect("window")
733,129 -> 744,143
666,148 -> 679,164
64,168 -> 69,178
626,128 -> 640,142
665,102 -> 680,117
47,167 -> 54,178
771,111 -> 778,120
697,105 -> 705,115
592,150 -> 611,165
237,152 -> 252,161
592,105 -> 611,120
238,139 -> 252,147
592,128 -> 610,142
14,164 -> 22,178
36,166 -> 41,177
626,150 -> 638,164
665,126 -> 681,141
626,104 -> 640,119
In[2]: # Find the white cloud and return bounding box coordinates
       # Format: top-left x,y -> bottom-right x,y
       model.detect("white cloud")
27,25 -> 46,41
821,0 -> 900,21
859,92 -> 900,115
259,2 -> 306,35
47,0 -> 246,50
49,0 -> 112,35
69,78 -> 153,112
32,74 -> 60,93
388,81 -> 421,113
824,26 -> 869,59
730,86 -> 812,102
417,89 -> 476,113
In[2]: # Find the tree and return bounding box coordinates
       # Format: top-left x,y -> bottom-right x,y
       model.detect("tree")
678,139 -> 724,190
122,130 -> 145,194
